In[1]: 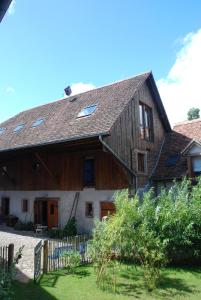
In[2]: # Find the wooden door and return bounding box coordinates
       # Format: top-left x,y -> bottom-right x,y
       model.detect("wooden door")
100,202 -> 115,220
47,200 -> 58,228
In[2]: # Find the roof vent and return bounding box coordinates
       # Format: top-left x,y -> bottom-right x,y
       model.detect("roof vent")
64,86 -> 72,96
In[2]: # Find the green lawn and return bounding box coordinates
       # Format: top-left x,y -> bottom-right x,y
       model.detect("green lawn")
13,264 -> 201,300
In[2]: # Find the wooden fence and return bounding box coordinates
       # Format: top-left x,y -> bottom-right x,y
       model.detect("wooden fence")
43,235 -> 91,272
0,244 -> 14,272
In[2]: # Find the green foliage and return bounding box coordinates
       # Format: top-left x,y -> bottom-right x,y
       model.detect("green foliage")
90,178 -> 201,292
48,217 -> 77,238
64,217 -> 77,236
0,246 -> 24,300
14,221 -> 34,231
89,191 -> 167,291
62,250 -> 80,274
187,107 -> 200,120
155,177 -> 201,265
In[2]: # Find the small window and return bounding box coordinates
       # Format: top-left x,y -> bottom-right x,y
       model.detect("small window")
139,102 -> 154,142
22,199 -> 28,212
31,118 -> 45,128
13,124 -> 25,133
83,158 -> 95,187
0,128 -> 6,135
137,152 -> 146,173
77,104 -> 97,118
85,202 -> 94,218
192,156 -> 201,176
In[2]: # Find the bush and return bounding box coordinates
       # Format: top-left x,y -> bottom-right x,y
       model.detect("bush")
48,217 -> 77,239
14,221 -> 34,231
62,250 -> 80,274
0,246 -> 24,300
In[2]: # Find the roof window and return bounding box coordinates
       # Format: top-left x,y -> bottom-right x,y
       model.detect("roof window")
31,118 -> 45,128
0,128 -> 6,135
77,104 -> 97,118
13,124 -> 25,133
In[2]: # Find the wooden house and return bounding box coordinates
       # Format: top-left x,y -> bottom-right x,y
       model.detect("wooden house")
0,72 -> 171,233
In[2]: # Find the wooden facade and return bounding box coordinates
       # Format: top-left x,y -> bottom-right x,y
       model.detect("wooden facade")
0,147 -> 128,191
104,81 -> 166,188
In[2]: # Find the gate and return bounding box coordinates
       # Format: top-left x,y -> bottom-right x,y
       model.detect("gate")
34,240 -> 43,282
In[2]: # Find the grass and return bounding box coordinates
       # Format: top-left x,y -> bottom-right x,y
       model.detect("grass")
13,264 -> 201,300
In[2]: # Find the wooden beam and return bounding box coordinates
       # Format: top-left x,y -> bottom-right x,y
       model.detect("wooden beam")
34,152 -> 59,185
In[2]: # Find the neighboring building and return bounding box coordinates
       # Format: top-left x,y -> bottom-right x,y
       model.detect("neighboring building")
0,0 -> 12,22
0,71 -> 171,233
153,118 -> 201,192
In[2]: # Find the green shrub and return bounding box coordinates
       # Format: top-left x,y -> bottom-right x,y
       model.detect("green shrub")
14,221 -> 34,231
62,250 -> 80,274
0,246 -> 24,300
48,217 -> 77,239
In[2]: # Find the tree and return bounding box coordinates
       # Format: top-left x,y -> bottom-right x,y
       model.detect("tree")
187,107 -> 200,120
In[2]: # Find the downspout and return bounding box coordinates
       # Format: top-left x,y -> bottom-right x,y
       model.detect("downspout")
99,135 -> 137,195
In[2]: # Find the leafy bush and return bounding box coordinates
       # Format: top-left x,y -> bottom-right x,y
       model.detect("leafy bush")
0,246 -> 24,300
14,221 -> 34,231
89,190 -> 167,291
62,250 -> 80,274
48,217 -> 77,239
155,177 -> 201,265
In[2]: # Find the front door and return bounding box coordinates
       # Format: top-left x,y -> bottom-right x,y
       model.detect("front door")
100,202 -> 115,220
47,199 -> 58,228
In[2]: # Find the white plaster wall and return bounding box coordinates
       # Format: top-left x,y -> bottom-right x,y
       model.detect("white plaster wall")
0,189 -> 119,234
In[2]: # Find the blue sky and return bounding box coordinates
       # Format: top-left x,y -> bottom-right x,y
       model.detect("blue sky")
1,0 -> 201,124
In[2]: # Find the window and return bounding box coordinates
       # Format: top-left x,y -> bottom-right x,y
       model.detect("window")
85,202 -> 94,218
77,104 -> 97,118
0,128 -> 6,135
139,102 -> 154,142
32,118 -> 44,128
137,152 -> 146,173
83,158 -> 95,187
22,199 -> 28,212
13,124 -> 25,133
192,156 -> 201,176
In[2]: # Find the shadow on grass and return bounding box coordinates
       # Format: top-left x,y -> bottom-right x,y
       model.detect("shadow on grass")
13,280 -> 58,300
40,265 -> 90,288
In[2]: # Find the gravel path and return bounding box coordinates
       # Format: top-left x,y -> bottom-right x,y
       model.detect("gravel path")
0,228 -> 43,282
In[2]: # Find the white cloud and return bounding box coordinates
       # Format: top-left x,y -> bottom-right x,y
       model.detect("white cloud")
5,86 -> 15,94
70,82 -> 96,96
157,28 -> 201,126
8,0 -> 16,15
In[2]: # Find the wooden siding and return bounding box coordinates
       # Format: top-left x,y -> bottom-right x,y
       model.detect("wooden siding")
105,81 -> 166,188
0,150 -> 128,191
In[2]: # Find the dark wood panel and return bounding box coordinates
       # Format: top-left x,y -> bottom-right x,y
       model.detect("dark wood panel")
0,149 -> 128,191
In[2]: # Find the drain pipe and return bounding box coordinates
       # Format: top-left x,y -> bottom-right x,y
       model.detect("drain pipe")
99,135 -> 137,194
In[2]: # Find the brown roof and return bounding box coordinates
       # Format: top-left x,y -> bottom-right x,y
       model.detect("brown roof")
173,118 -> 201,141
154,119 -> 201,180
0,72 -> 151,152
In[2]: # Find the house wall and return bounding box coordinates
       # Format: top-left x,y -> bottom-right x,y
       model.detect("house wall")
0,189 -> 117,233
104,81 -> 166,188
0,150 -> 128,191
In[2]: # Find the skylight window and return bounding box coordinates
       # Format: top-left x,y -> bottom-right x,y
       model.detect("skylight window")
77,104 -> 97,118
31,118 -> 45,128
13,124 -> 25,133
0,128 -> 6,135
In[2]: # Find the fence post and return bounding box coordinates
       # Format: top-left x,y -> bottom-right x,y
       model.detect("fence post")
43,240 -> 48,274
8,243 -> 14,268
